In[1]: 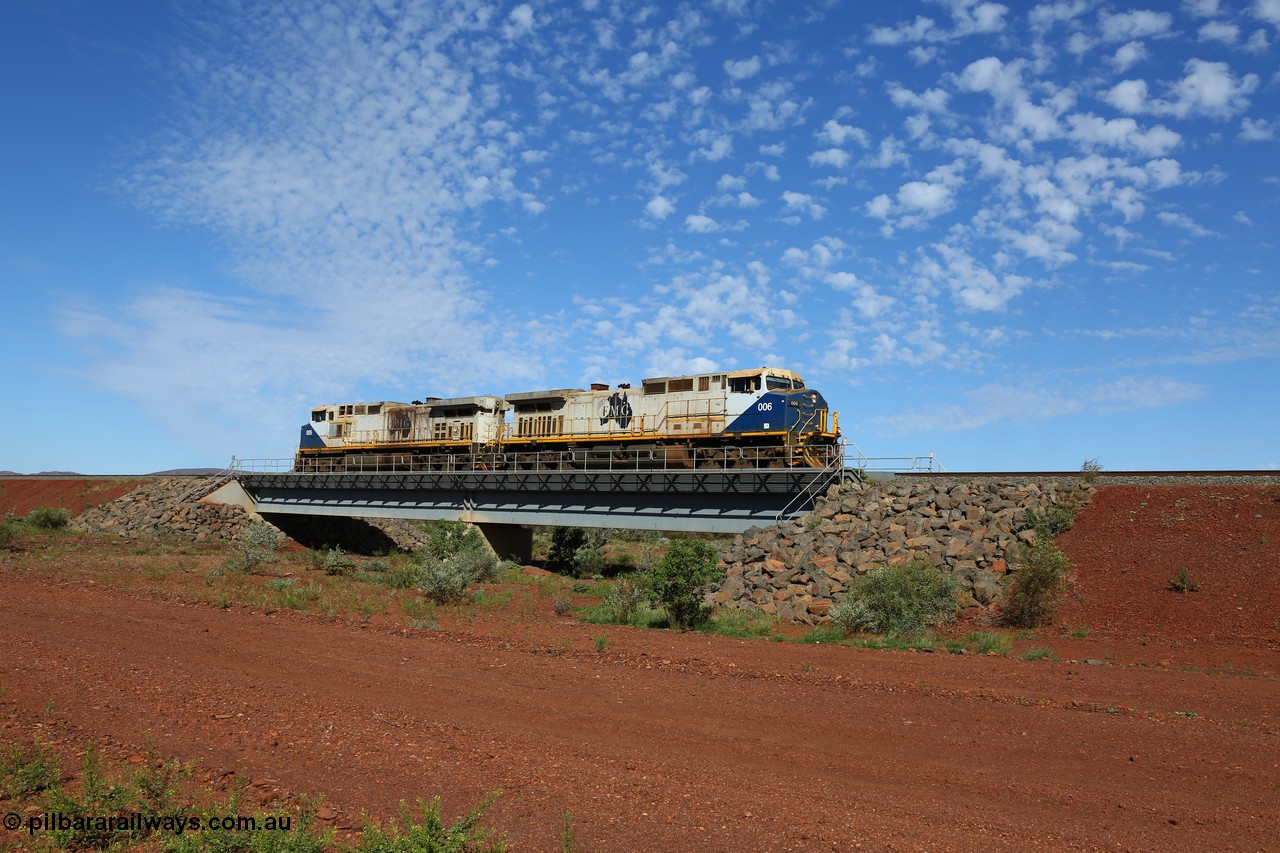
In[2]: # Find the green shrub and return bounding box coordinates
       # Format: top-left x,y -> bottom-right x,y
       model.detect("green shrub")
1169,565 -> 1200,593
1003,537 -> 1072,627
228,521 -> 286,574
548,527 -> 606,577
25,506 -> 72,530
966,631 -> 1012,655
646,539 -> 723,630
376,562 -> 427,590
316,547 -> 357,576
829,559 -> 960,637
355,793 -> 506,853
0,517 -> 18,548
424,520 -> 487,561
363,558 -> 392,573
1022,503 -> 1077,538
552,597 -> 572,616
1,738 -> 61,798
571,542 -> 606,578
1021,647 -> 1055,660
417,548 -> 499,604
598,575 -> 648,625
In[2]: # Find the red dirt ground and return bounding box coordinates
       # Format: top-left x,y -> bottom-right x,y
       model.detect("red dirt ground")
1,480 -> 1277,851
0,477 -> 146,517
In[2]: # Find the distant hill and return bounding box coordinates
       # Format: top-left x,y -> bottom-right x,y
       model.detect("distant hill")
0,470 -> 83,477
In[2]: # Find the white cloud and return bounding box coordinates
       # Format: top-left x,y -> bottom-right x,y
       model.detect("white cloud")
871,376 -> 1204,434
1184,0 -> 1220,16
1066,113 -> 1181,156
645,196 -> 675,220
1104,60 -> 1260,119
684,214 -> 720,233
1256,0 -> 1280,26
1029,0 -> 1089,32
809,148 -> 851,169
724,56 -> 762,80
817,118 -> 870,147
919,244 -> 1031,311
1198,21 -> 1241,43
887,83 -> 951,113
504,4 -> 535,38
1157,211 -> 1219,237
869,1 -> 1009,44
781,190 -> 826,220
827,271 -> 896,318
1239,117 -> 1276,140
1111,41 -> 1148,73
1234,211 -> 1254,225
869,135 -> 911,168
1244,28 -> 1271,51
1098,10 -> 1173,42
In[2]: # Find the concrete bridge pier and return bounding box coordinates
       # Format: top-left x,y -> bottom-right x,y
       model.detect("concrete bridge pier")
476,523 -> 533,564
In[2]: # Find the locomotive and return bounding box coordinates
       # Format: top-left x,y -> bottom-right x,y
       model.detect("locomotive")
295,366 -> 840,472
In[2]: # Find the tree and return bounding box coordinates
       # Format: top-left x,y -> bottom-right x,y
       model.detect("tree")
646,539 -> 724,630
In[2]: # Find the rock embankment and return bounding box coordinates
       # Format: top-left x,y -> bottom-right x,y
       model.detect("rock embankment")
713,476 -> 1092,624
72,476 -> 250,541
72,477 -> 433,553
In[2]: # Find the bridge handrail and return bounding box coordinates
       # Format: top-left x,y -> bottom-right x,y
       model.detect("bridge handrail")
231,444 -> 846,476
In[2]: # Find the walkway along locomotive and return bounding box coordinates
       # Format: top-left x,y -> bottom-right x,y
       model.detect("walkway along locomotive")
295,366 -> 841,472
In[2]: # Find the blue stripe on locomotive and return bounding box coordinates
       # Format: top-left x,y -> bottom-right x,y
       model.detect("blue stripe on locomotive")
299,424 -> 326,448
723,392 -> 789,433
723,389 -> 832,434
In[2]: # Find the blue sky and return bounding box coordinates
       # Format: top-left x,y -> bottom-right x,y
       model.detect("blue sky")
3,0 -> 1277,474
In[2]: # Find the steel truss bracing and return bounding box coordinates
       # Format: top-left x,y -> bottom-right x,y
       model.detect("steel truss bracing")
234,464 -> 844,533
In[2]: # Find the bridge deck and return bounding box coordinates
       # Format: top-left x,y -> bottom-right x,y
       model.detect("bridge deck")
235,467 -> 842,533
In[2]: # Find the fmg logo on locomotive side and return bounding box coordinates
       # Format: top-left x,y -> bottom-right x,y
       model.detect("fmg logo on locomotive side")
598,391 -> 633,428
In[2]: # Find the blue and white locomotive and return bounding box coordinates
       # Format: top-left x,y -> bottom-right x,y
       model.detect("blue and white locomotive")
296,366 -> 840,471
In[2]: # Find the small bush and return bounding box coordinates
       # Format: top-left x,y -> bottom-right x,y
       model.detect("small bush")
1,739 -> 61,798
646,539 -> 723,630
596,575 -> 648,625
1021,647 -> 1055,661
317,547 -> 357,576
228,521 -> 286,574
0,517 -> 18,548
1169,565 -> 1200,593
363,558 -> 392,573
417,549 -> 499,604
424,520 -> 488,561
829,559 -> 960,637
1003,538 -> 1072,627
25,506 -> 72,530
548,527 -> 606,576
552,597 -> 573,616
571,542 -> 606,578
1022,503 -> 1077,538
966,631 -> 1012,655
356,793 -> 507,853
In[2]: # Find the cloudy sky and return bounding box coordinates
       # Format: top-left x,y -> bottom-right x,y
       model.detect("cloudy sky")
3,0 -> 1277,474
